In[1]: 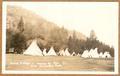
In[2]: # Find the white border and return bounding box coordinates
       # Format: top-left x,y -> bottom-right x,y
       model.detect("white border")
2,1 -> 7,74
2,1 -> 119,74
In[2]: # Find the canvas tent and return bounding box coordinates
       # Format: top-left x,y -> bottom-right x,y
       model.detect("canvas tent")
23,40 -> 43,56
71,52 -> 76,56
81,50 -> 89,58
89,48 -> 99,58
103,52 -> 111,58
43,48 -> 47,56
77,53 -> 80,56
89,49 -> 93,58
64,48 -> 71,56
99,52 -> 103,58
59,49 -> 66,56
47,47 -> 57,56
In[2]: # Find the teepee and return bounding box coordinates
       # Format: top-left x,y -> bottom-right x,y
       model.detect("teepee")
47,47 -> 57,56
71,52 -> 76,56
88,48 -> 99,58
64,48 -> 71,56
43,48 -> 47,56
59,49 -> 66,56
92,48 -> 99,58
103,52 -> 111,58
77,53 -> 80,56
23,40 -> 43,56
81,50 -> 89,58
89,49 -> 94,58
99,52 -> 103,58
89,48 -> 99,58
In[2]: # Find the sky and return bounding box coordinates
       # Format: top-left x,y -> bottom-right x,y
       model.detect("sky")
4,2 -> 118,49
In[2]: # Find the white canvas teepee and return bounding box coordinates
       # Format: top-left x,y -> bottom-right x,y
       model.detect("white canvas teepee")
81,50 -> 89,58
47,47 -> 57,56
103,51 -> 112,58
59,49 -> 66,56
23,40 -> 43,56
77,53 -> 80,56
88,49 -> 94,58
89,48 -> 99,58
71,52 -> 76,56
43,48 -> 47,56
64,48 -> 71,56
92,48 -> 99,58
99,52 -> 103,58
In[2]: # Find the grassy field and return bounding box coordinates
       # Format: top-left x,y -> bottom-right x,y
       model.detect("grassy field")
6,54 -> 114,71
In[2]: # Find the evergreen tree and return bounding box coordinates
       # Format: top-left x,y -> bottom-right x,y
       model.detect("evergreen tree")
18,16 -> 24,32
12,33 -> 26,54
90,30 -> 97,40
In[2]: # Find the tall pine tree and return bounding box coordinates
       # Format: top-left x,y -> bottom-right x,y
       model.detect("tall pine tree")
18,16 -> 24,32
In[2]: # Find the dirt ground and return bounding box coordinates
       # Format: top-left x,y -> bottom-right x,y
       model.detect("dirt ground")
6,54 -> 114,71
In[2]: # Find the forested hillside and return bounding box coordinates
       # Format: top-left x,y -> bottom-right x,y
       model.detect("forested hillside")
6,5 -> 114,57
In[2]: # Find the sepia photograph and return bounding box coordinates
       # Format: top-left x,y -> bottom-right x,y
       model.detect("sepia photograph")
2,2 -> 118,74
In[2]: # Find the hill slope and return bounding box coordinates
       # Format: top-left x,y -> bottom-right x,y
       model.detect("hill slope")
7,5 -> 87,51
7,5 -> 86,40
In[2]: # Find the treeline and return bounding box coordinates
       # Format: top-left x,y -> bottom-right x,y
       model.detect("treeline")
67,30 -> 114,57
6,17 -> 26,54
6,17 -> 114,57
